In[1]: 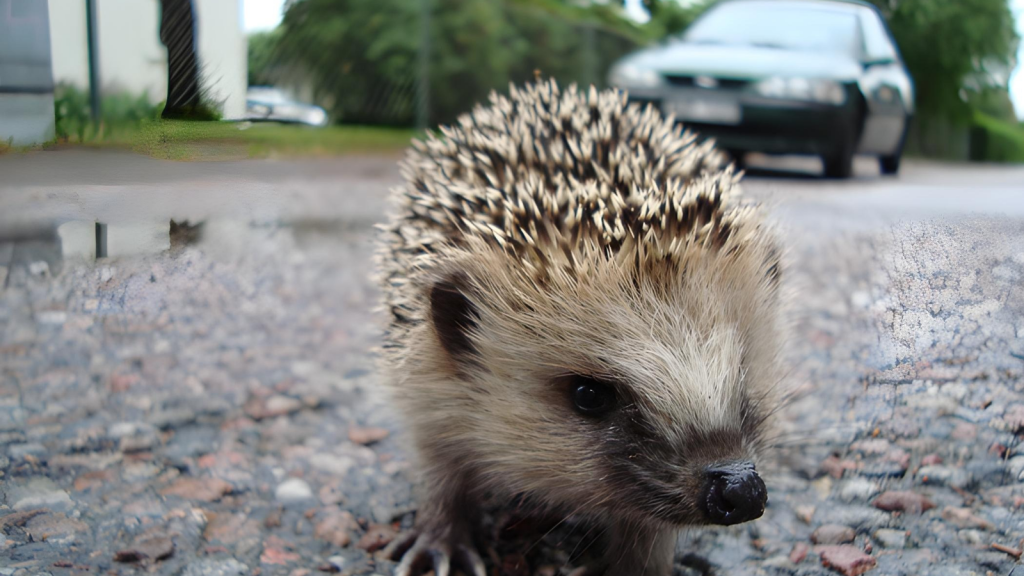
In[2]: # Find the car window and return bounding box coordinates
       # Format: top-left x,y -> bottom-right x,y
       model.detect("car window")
683,0 -> 863,56
859,9 -> 898,62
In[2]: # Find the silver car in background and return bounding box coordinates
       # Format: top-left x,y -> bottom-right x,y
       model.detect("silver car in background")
245,86 -> 329,127
609,0 -> 914,178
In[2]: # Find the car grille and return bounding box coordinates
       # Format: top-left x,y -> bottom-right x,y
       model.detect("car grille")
662,75 -> 750,90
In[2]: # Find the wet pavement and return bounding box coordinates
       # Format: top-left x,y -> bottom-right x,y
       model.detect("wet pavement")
1,150 -> 1023,576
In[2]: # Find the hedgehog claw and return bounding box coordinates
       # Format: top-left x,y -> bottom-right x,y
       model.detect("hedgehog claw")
390,531 -> 483,576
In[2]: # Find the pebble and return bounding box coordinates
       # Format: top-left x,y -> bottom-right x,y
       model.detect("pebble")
818,505 -> 889,530
941,507 -> 995,530
812,524 -> 856,545
817,545 -> 876,576
181,559 -> 249,576
873,528 -> 908,549
355,523 -> 397,552
917,465 -> 973,489
8,477 -> 74,511
8,443 -> 47,461
275,478 -> 314,504
837,477 -> 879,502
114,532 -> 175,563
308,454 -> 355,476
348,425 -> 390,445
873,490 -> 936,514
159,477 -> 233,502
107,422 -> 160,452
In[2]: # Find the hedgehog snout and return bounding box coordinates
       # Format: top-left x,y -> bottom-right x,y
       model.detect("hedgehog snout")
701,461 -> 767,526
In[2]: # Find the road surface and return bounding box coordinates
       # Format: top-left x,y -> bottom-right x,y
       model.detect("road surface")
1,150 -> 1022,576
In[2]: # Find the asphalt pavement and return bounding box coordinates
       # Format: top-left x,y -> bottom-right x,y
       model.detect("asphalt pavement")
1,149 -> 1023,576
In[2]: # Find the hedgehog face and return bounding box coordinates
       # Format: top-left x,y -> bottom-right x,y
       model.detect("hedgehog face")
413,241 -> 782,529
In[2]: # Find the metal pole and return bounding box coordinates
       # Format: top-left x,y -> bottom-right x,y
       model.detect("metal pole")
85,0 -> 101,122
416,0 -> 431,130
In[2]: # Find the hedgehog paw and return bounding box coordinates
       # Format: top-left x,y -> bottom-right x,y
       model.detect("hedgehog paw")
387,529 -> 486,576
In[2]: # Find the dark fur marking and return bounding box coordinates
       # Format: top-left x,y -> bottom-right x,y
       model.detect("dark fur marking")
430,273 -> 480,360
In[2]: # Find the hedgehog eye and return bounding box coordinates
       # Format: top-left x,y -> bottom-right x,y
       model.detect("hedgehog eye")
570,376 -> 617,416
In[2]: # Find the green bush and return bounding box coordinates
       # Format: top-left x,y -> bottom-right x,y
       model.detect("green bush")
970,110 -> 1024,163
54,83 -> 166,143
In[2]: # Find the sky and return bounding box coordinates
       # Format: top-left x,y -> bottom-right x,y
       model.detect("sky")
244,0 -> 1024,118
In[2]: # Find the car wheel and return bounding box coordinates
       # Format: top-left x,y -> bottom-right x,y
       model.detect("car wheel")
725,148 -> 746,170
879,153 -> 901,175
823,146 -> 854,179
879,115 -> 910,176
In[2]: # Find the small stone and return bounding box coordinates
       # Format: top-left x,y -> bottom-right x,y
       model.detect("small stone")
8,478 -> 74,511
821,455 -> 859,479
182,559 -> 249,576
245,395 -> 303,420
838,478 -> 879,503
314,509 -> 357,547
202,512 -> 262,545
820,505 -> 888,530
941,507 -> 995,530
355,523 -> 397,552
159,477 -> 232,502
348,425 -> 390,445
275,478 -> 314,504
872,529 -> 908,549
108,422 -> 160,452
817,545 -> 876,576
917,465 -> 972,489
796,505 -> 816,524
920,454 -> 943,466
114,533 -> 175,563
24,512 -> 88,544
309,454 -> 354,476
812,525 -> 856,545
8,443 -> 47,461
873,490 -> 935,514
260,536 -> 301,565
950,422 -> 977,441
958,529 -> 984,544
790,542 -> 810,564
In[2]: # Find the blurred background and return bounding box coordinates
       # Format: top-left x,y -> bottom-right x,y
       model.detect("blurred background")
1,0 -> 1021,166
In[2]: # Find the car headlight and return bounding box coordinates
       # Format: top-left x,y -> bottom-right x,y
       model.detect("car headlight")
753,77 -> 847,105
608,64 -> 664,90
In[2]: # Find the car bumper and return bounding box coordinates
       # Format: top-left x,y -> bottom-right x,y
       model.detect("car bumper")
626,91 -> 860,157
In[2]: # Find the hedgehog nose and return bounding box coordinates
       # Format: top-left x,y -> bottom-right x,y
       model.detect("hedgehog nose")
702,461 -> 767,526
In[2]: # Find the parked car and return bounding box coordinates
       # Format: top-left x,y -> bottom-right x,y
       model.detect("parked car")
608,0 -> 914,178
245,86 -> 329,127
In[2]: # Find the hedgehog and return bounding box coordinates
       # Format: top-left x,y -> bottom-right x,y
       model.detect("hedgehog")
373,79 -> 787,576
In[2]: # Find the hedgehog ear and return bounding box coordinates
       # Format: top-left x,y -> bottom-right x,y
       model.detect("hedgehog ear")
429,272 -> 480,360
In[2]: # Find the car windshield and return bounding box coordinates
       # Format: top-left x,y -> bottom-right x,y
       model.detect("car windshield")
682,1 -> 862,56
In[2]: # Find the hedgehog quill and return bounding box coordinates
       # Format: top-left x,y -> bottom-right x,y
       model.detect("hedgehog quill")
374,80 -> 787,576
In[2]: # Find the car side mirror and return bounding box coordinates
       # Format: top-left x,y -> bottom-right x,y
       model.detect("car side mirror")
863,57 -> 896,69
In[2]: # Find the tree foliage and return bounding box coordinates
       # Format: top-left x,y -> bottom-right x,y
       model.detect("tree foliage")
864,0 -> 1018,122
264,0 -> 643,126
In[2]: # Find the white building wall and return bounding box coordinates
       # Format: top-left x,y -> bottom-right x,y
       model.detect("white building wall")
47,0 -> 245,117
195,0 -> 247,118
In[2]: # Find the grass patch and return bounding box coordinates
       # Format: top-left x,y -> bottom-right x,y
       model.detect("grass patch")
971,111 -> 1024,163
43,120 -> 418,161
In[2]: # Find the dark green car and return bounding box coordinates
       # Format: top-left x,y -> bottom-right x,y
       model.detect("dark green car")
608,0 -> 914,178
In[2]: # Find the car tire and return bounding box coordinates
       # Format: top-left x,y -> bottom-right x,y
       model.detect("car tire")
879,153 -> 901,175
879,115 -> 910,176
823,146 -> 854,179
725,148 -> 746,170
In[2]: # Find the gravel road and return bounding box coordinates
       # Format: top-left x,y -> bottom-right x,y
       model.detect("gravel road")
1,151 -> 1023,576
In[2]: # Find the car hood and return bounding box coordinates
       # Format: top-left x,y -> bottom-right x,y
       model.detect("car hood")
621,42 -> 863,81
